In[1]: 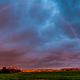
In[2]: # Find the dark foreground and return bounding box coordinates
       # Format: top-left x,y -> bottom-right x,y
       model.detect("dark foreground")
0,71 -> 80,80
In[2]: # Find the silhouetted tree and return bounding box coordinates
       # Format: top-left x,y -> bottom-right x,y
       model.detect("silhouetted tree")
1,67 -> 9,73
0,66 -> 21,73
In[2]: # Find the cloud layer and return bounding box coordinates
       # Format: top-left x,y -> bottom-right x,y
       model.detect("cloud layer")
0,0 -> 80,69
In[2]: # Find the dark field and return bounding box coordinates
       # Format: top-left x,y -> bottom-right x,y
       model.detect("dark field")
0,71 -> 80,80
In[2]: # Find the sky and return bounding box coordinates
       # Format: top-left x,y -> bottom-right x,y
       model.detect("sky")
0,0 -> 80,69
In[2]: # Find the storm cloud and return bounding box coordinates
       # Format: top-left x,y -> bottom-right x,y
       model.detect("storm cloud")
0,0 -> 80,69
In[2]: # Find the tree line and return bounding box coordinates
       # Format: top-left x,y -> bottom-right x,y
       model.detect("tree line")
0,66 -> 21,73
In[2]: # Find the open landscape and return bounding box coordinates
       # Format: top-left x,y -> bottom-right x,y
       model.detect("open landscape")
1,70 -> 80,80
0,68 -> 80,80
0,0 -> 80,80
0,67 -> 80,80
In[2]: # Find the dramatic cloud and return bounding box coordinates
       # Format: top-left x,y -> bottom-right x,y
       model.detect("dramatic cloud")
0,0 -> 80,69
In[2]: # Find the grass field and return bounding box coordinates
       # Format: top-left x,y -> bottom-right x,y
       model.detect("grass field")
0,71 -> 80,80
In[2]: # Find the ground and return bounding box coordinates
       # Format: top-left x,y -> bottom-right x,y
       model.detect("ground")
0,71 -> 80,80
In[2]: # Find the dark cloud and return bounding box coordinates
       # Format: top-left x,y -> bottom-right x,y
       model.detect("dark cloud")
0,49 -> 23,65
0,0 -> 80,69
